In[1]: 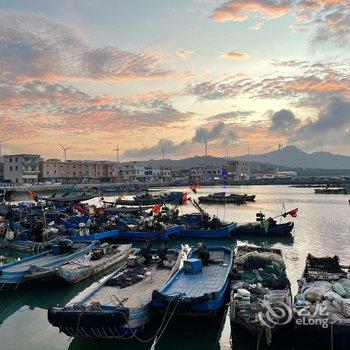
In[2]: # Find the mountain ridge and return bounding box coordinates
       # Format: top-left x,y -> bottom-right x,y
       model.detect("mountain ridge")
123,146 -> 350,170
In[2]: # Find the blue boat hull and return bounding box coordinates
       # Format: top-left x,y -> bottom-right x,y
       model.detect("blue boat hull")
0,241 -> 97,285
69,230 -> 119,242
0,237 -> 48,253
235,222 -> 294,236
118,225 -> 181,241
49,304 -> 149,339
180,223 -> 237,238
152,246 -> 233,315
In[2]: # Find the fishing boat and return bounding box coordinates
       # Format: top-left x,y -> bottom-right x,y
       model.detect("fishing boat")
152,246 -> 233,315
198,193 -> 246,205
69,229 -> 119,243
314,188 -> 345,194
117,225 -> 181,241
293,254 -> 350,345
40,192 -> 99,203
104,206 -> 152,214
0,237 -> 56,253
56,243 -> 132,284
0,239 -> 97,287
48,248 -> 182,338
178,213 -> 237,238
230,245 -> 292,345
106,197 -> 162,206
235,222 -> 294,236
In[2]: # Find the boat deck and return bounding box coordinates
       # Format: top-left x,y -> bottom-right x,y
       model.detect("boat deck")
1,243 -> 87,273
161,251 -> 229,298
85,262 -> 177,309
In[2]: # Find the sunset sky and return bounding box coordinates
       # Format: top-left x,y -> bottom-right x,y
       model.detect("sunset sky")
0,0 -> 349,161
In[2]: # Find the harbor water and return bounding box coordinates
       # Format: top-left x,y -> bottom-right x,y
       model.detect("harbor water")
0,185 -> 349,350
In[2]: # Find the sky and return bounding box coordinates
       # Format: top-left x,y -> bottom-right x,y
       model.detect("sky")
0,0 -> 349,161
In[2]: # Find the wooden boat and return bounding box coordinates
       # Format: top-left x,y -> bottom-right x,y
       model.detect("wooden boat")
48,248 -> 182,338
117,225 -> 181,241
106,198 -> 162,206
0,237 -> 56,253
314,188 -> 345,194
198,194 -> 246,205
235,222 -> 294,236
69,229 -> 119,242
180,222 -> 237,238
178,214 -> 237,238
40,192 -> 99,203
293,254 -> 350,344
152,246 -> 233,315
104,206 -> 152,214
0,240 -> 97,287
230,245 -> 292,345
56,243 -> 132,284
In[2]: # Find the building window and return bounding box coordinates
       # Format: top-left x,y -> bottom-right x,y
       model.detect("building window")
15,166 -> 18,171
10,166 -> 12,171
10,158 -> 12,163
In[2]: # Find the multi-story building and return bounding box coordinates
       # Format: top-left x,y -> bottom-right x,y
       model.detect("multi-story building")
39,159 -> 118,183
190,164 -> 222,182
225,160 -> 277,180
4,154 -> 40,185
145,166 -> 162,182
122,162 -> 146,182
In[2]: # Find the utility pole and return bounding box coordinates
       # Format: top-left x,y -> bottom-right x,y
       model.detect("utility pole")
113,143 -> 120,163
59,144 -> 71,162
0,139 -> 9,157
160,143 -> 165,161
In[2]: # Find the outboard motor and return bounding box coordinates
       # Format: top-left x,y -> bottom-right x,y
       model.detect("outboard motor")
58,239 -> 73,254
256,211 -> 265,222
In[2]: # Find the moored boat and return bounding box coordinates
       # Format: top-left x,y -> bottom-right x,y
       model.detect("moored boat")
48,248 -> 182,338
230,245 -> 292,345
314,188 -> 345,194
293,254 -> 350,346
178,213 -> 237,238
235,222 -> 294,236
56,243 -> 132,284
152,246 -> 233,315
0,239 -> 97,287
198,194 -> 247,205
117,225 -> 181,241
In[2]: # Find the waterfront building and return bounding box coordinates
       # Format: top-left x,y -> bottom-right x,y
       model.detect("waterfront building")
39,159 -> 118,183
121,162 -> 146,182
226,160 -> 277,181
190,164 -> 222,182
4,154 -> 40,185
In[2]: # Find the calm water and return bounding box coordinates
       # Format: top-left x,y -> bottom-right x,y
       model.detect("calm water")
0,185 -> 349,350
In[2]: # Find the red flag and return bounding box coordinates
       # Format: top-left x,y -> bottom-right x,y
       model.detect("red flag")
283,208 -> 298,218
27,189 -> 38,202
180,193 -> 191,205
74,203 -> 86,215
190,183 -> 200,194
152,203 -> 162,215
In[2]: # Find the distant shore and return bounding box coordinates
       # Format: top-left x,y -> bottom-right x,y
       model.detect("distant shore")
1,178 -> 349,194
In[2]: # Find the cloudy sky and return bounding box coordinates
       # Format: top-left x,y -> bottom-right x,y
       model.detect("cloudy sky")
0,0 -> 349,161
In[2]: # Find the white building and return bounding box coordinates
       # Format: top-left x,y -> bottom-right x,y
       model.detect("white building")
4,154 -> 40,185
122,162 -> 146,182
